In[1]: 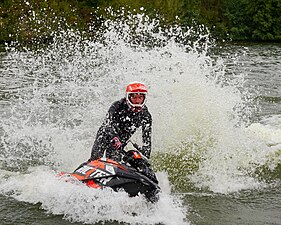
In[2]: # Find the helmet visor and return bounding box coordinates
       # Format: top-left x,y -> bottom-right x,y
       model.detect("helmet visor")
127,92 -> 146,108
128,93 -> 146,105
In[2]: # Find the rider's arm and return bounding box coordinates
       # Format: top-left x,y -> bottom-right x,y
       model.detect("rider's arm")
141,111 -> 152,158
102,101 -> 120,140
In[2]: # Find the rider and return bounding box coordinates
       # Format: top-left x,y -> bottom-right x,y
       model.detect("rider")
90,82 -> 152,161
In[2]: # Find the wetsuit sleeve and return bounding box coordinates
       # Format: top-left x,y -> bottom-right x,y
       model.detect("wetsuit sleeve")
90,101 -> 122,160
141,112 -> 152,158
102,103 -> 120,140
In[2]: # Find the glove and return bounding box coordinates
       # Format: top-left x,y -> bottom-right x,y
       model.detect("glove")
111,137 -> 122,150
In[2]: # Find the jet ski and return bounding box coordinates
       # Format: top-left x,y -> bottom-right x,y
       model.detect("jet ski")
59,147 -> 160,202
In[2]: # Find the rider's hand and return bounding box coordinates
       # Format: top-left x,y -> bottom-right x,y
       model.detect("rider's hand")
111,137 -> 122,150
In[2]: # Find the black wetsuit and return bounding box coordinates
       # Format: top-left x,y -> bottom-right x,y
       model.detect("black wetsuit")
90,98 -> 152,160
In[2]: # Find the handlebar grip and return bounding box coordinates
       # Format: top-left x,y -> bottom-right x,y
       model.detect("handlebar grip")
132,143 -> 141,151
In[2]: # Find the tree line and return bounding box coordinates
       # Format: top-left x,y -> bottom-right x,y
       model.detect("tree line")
0,0 -> 280,43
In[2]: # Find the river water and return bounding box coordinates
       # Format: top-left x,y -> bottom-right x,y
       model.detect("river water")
0,14 -> 280,225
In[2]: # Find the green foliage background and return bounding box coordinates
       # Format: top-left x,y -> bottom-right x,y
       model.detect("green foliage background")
0,0 -> 280,43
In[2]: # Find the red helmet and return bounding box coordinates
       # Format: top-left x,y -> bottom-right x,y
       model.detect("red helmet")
126,82 -> 148,112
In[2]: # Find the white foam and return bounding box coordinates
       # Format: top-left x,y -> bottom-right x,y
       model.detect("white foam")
0,166 -> 189,225
246,115 -> 281,146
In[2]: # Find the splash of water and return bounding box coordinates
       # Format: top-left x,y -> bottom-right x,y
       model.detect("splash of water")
1,12 -> 219,170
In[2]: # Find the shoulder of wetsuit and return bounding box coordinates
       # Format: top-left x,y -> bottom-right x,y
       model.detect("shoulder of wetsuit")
109,98 -> 125,111
142,105 -> 152,119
